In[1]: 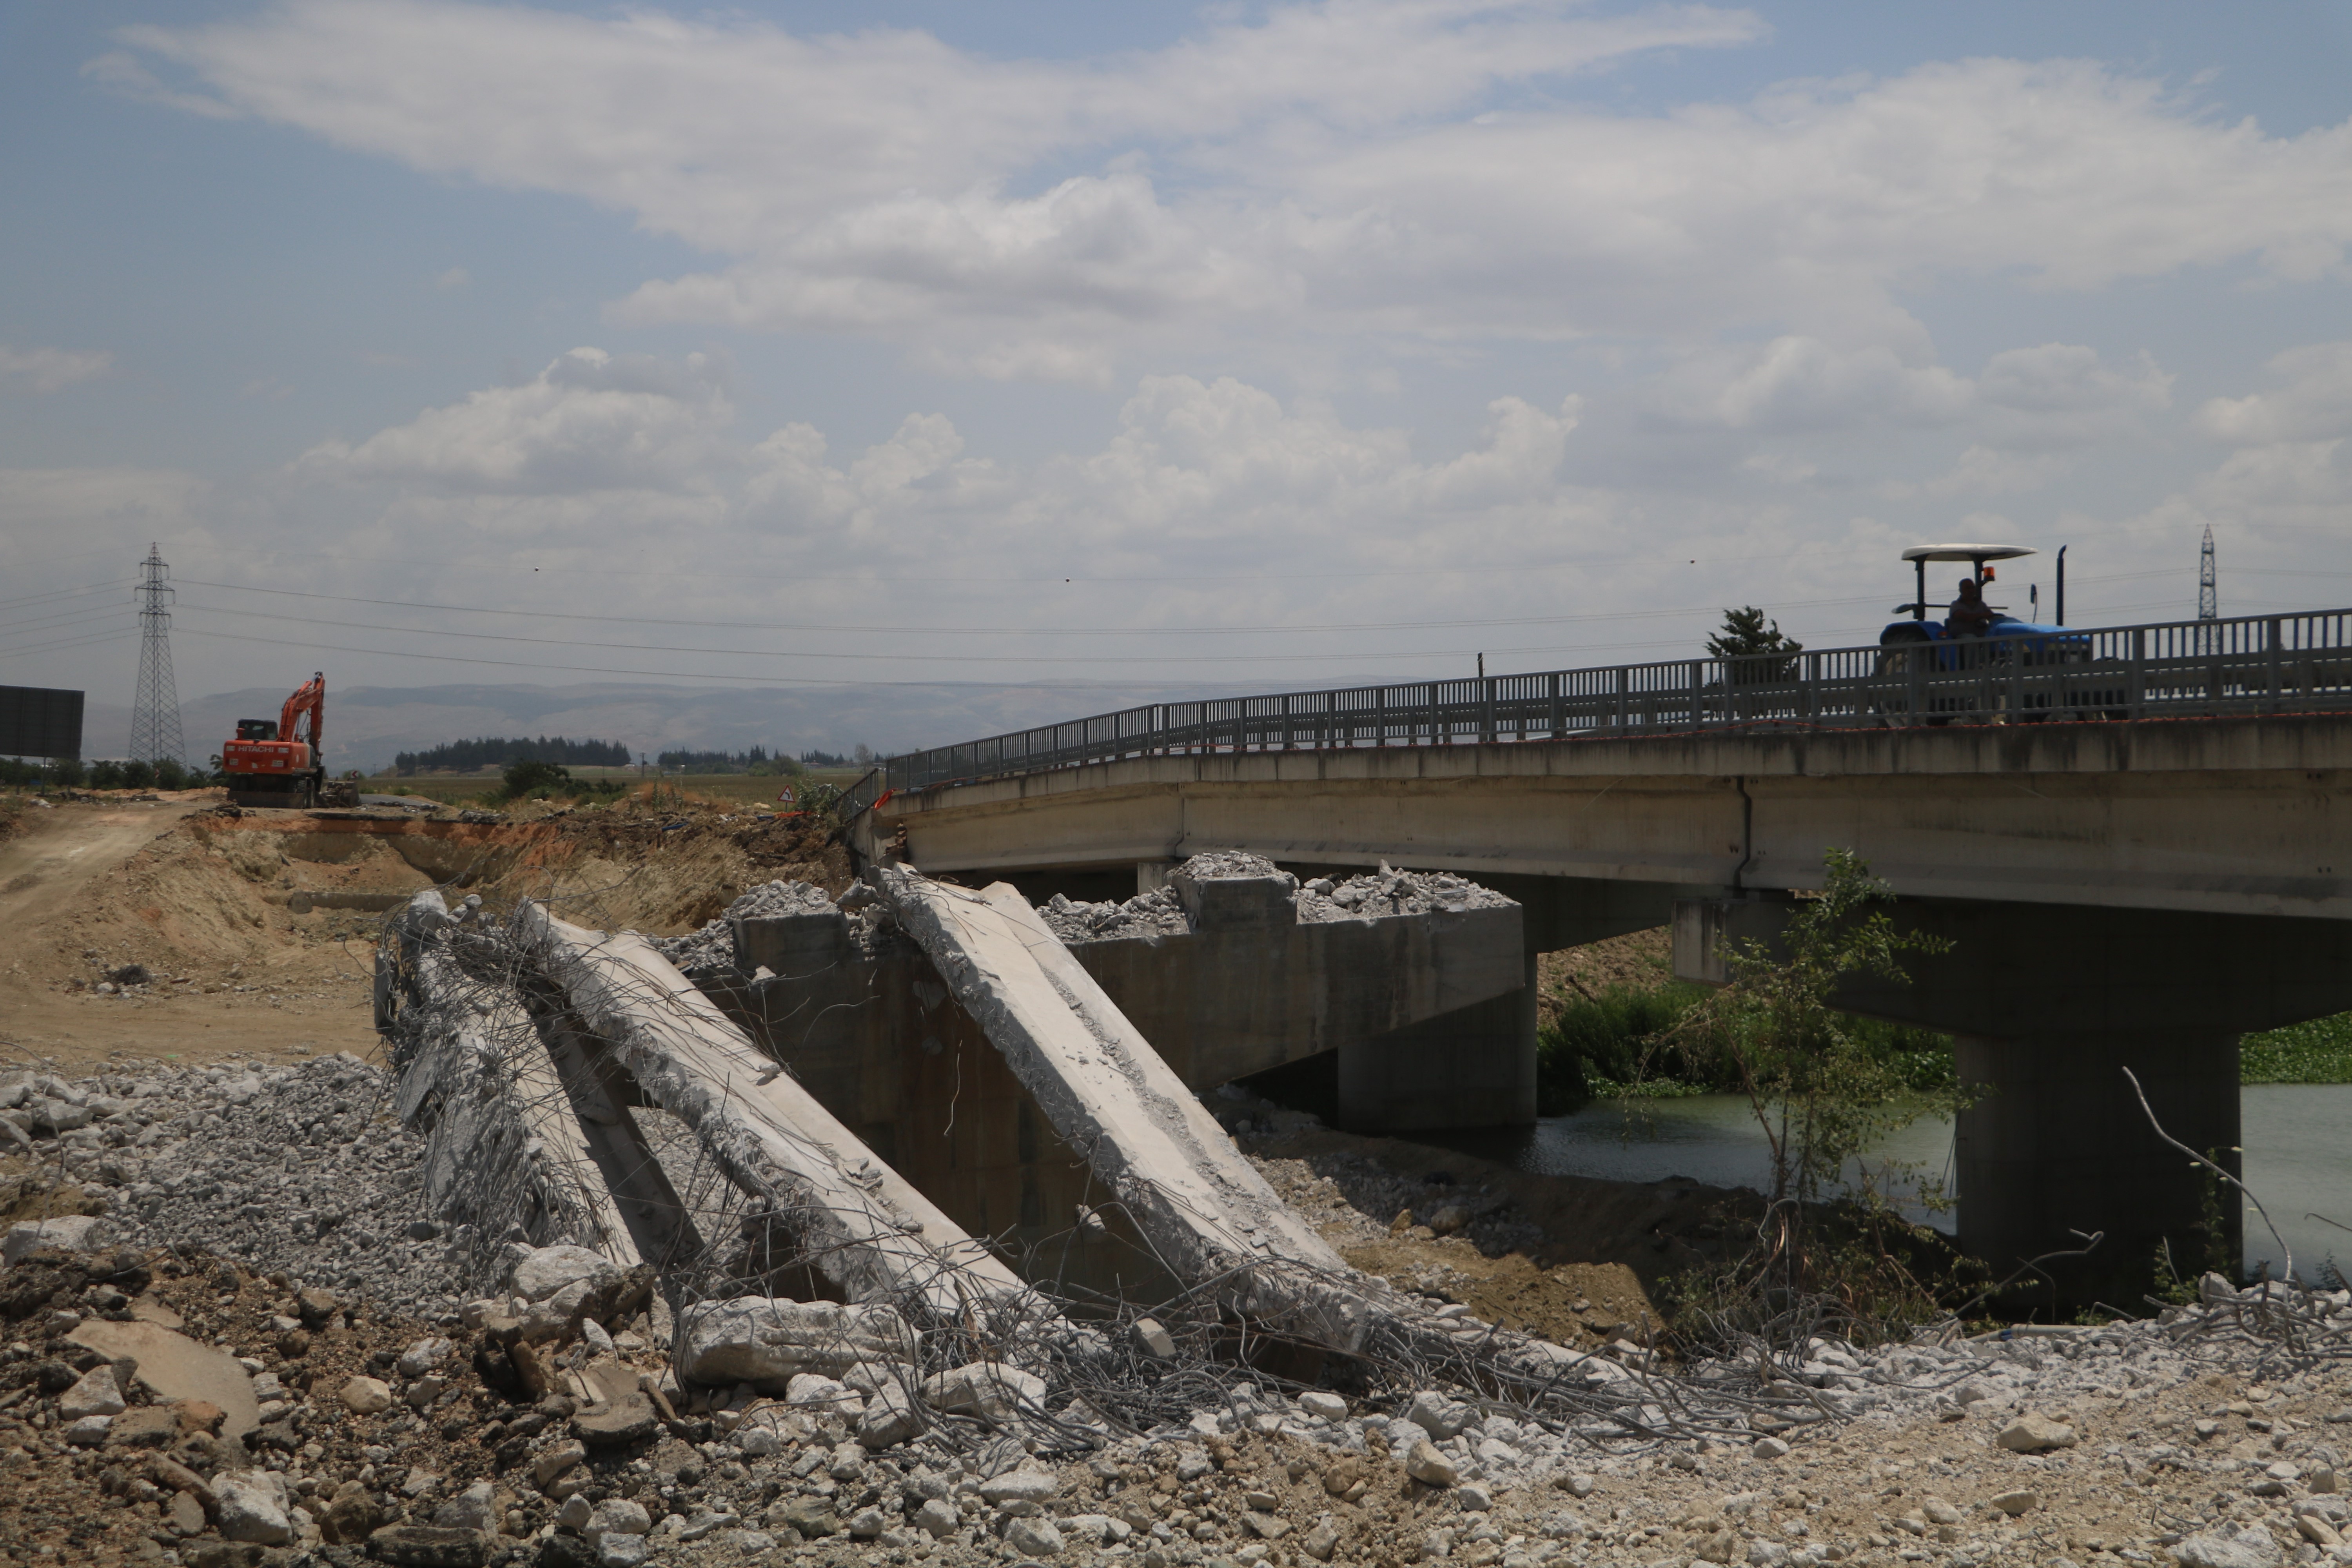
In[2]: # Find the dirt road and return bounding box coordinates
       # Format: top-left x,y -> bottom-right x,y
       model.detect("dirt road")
0,797 -> 383,1071
0,789 -> 847,1074
0,799 -> 194,923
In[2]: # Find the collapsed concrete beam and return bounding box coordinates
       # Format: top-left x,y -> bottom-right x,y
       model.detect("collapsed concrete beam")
877,867 -> 1375,1347
530,1004 -> 707,1276
512,900 -> 1048,1327
382,891 -> 639,1267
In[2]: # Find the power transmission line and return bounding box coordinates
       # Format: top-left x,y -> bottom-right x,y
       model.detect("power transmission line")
129,544 -> 187,765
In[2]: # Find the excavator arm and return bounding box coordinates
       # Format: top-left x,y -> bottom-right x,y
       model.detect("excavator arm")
279,674 -> 324,754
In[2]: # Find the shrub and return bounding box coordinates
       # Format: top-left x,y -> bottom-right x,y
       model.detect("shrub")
502,759 -> 571,799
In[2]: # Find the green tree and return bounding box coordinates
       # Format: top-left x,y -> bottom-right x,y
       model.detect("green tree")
1709,605 -> 1804,683
1657,849 -> 1974,1339
502,759 -> 571,799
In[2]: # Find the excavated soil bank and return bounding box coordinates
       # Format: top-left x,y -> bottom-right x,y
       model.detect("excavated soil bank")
0,793 -> 846,1073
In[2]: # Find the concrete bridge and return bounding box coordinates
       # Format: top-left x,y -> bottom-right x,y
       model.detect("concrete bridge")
855,608 -> 2352,1300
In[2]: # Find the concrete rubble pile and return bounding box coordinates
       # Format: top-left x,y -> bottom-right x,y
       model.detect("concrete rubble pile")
5,1187 -> 2348,1568
376,860 -> 1797,1476
1031,852 -> 1516,946
368,861 -> 1669,1455
19,848 -> 2346,1562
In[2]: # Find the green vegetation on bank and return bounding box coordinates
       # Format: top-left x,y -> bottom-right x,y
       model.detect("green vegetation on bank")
2241,1013 -> 2352,1083
394,735 -> 632,773
1538,980 -> 1956,1114
1539,972 -> 2352,1113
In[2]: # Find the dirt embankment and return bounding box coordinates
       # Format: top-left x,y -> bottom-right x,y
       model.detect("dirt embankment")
1534,927 -> 1674,1029
0,791 -> 848,1073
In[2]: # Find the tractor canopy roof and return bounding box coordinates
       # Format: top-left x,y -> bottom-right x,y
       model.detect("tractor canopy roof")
1900,543 -> 2037,564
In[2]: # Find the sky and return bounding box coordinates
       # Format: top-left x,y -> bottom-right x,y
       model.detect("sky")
6,0 -> 2352,747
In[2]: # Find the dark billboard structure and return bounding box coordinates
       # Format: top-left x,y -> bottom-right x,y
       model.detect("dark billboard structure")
0,685 -> 84,760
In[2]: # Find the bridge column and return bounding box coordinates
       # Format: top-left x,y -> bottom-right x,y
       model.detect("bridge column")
1337,951 -> 1537,1131
1954,1030 -> 2241,1301
1676,891 -> 2352,1303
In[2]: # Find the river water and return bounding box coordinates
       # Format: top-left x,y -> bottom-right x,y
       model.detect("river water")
1431,1084 -> 2351,1284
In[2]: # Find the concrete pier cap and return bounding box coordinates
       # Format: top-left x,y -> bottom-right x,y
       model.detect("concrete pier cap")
1672,888 -> 2352,1302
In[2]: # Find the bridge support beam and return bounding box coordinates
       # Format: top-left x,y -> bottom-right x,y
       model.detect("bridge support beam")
1337,951 -> 1538,1132
1675,892 -> 2352,1301
1953,1030 -> 2240,1299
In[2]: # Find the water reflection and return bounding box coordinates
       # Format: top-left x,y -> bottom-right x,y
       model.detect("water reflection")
1426,1084 -> 2351,1283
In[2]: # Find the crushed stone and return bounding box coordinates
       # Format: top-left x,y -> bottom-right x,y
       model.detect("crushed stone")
1034,854 -> 1517,944
5,1057 -> 2348,1567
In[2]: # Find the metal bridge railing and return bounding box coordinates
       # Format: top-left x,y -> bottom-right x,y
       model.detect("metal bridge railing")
871,606 -> 2352,798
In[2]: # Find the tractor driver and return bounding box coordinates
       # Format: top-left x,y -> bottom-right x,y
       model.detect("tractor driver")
1947,577 -> 1996,637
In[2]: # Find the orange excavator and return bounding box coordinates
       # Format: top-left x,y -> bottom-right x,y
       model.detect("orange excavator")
220,673 -> 357,809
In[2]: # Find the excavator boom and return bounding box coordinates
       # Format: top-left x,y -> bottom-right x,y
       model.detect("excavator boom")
280,674 -> 324,750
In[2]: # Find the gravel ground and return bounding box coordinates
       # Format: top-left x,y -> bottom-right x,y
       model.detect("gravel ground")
5,1056 -> 467,1324
9,1058 -> 2350,1568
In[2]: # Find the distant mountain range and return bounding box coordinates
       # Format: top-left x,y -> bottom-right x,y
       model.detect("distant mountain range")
75,678 -> 1241,772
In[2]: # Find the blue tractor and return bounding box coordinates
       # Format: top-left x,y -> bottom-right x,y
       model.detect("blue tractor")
1875,543 -> 2112,719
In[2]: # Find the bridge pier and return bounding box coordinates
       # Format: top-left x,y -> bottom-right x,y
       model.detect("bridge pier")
1336,952 -> 1539,1132
1953,1030 -> 2241,1296
1676,894 -> 2352,1301
1304,872 -> 1681,1132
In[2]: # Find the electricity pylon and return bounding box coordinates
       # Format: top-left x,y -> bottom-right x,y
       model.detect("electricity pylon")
129,544 -> 187,765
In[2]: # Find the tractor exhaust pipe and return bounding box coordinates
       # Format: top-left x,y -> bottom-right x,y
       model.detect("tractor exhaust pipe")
2056,546 -> 2066,626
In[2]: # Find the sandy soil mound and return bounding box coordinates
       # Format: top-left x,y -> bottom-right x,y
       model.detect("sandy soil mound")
0,792 -> 849,1073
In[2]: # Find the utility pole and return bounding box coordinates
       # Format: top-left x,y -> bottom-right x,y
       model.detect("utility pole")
129,544 -> 186,765
2198,525 -> 2218,622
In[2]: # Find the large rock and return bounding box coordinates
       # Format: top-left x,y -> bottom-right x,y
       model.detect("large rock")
430,1481 -> 499,1534
59,1364 -> 127,1420
679,1298 -> 915,1391
1994,1413 -> 2078,1453
1405,1438 -> 1459,1488
856,1381 -> 925,1450
922,1361 -> 1045,1424
397,1338 -> 453,1379
2174,1524 -> 2283,1568
213,1471 -> 294,1546
364,1524 -> 492,1568
320,1482 -> 385,1544
572,1392 -> 660,1448
1005,1517 -> 1065,1557
339,1375 -> 395,1414
978,1467 -> 1060,1507
585,1497 -> 652,1546
2,1215 -> 110,1265
508,1245 -> 617,1303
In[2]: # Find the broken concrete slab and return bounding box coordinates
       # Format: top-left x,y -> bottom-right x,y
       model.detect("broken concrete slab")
513,900 -> 1048,1327
2,1215 -> 111,1265
877,867 -> 1370,1347
383,891 -> 641,1267
677,1297 -> 916,1392
68,1319 -> 261,1438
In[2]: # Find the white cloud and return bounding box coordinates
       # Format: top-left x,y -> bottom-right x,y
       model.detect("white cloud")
2195,344 -> 2352,445
114,4 -> 2352,383
296,348 -> 735,495
1644,338 -> 1971,433
0,345 -> 114,393
435,266 -> 470,290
